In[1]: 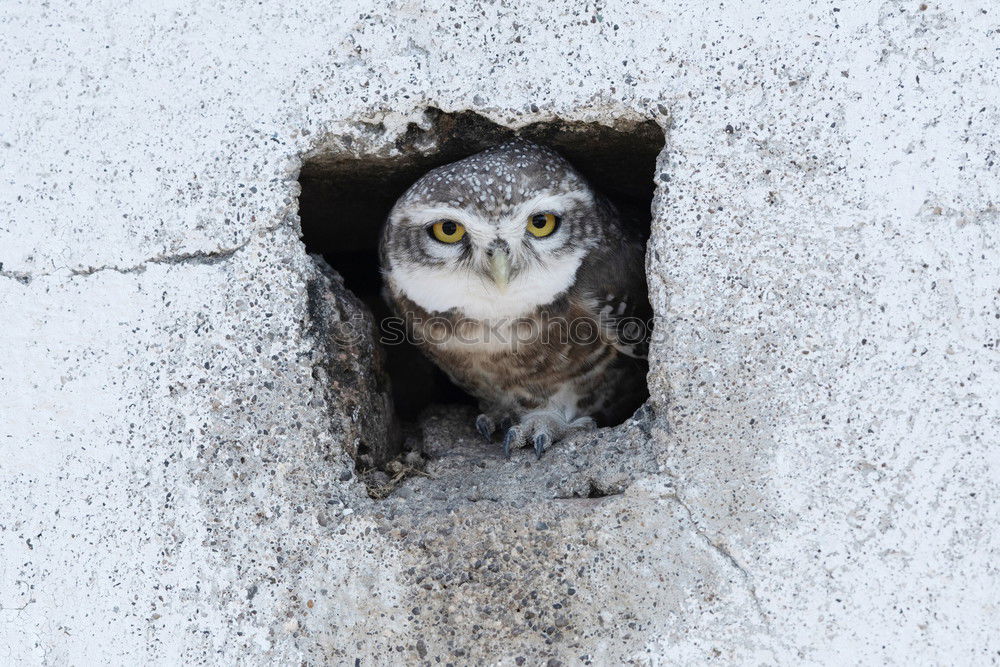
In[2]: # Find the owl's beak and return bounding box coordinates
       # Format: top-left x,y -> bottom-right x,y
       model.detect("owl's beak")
486,240 -> 512,289
489,250 -> 511,289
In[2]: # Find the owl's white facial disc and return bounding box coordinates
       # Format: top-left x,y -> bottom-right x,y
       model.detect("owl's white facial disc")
390,249 -> 586,320
386,191 -> 589,320
379,140 -> 610,320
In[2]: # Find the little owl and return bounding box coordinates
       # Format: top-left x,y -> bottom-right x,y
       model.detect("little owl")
379,141 -> 649,458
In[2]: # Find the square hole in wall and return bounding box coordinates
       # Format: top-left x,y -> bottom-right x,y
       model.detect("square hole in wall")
299,108 -> 663,462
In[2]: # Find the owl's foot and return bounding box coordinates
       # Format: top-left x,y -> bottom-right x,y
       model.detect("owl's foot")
474,412 -> 513,442
475,413 -> 494,440
501,412 -> 596,459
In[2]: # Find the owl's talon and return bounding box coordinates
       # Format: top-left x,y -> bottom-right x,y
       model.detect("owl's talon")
475,413 -> 495,441
533,433 -> 550,459
501,427 -> 519,459
498,416 -> 513,433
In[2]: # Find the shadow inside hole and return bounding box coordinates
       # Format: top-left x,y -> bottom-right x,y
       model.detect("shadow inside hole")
299,108 -> 663,425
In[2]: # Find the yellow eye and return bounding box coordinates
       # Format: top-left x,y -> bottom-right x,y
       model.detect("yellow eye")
430,220 -> 466,243
527,213 -> 559,238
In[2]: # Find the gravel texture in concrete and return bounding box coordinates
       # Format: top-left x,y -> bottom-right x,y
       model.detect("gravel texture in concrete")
1,0 -> 998,663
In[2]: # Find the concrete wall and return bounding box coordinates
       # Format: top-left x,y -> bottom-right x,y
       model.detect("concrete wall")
2,0 -> 997,663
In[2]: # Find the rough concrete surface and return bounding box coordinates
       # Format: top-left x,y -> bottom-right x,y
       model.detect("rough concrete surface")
1,0 -> 998,664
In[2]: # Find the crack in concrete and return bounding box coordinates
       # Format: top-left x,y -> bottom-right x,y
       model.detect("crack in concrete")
0,227 -> 281,284
669,487 -> 771,631
0,267 -> 33,284
0,600 -> 35,614
69,243 -> 247,277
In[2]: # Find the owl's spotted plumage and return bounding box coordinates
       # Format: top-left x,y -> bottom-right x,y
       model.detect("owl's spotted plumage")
380,141 -> 649,457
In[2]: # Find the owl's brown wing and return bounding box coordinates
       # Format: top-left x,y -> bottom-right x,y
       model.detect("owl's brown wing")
575,229 -> 652,360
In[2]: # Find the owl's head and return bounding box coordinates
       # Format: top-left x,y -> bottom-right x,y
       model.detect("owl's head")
380,141 -> 608,319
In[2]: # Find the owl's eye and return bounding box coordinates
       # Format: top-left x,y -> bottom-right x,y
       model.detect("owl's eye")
429,220 -> 466,243
527,213 -> 560,238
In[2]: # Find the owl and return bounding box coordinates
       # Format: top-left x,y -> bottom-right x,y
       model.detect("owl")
379,140 -> 650,458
